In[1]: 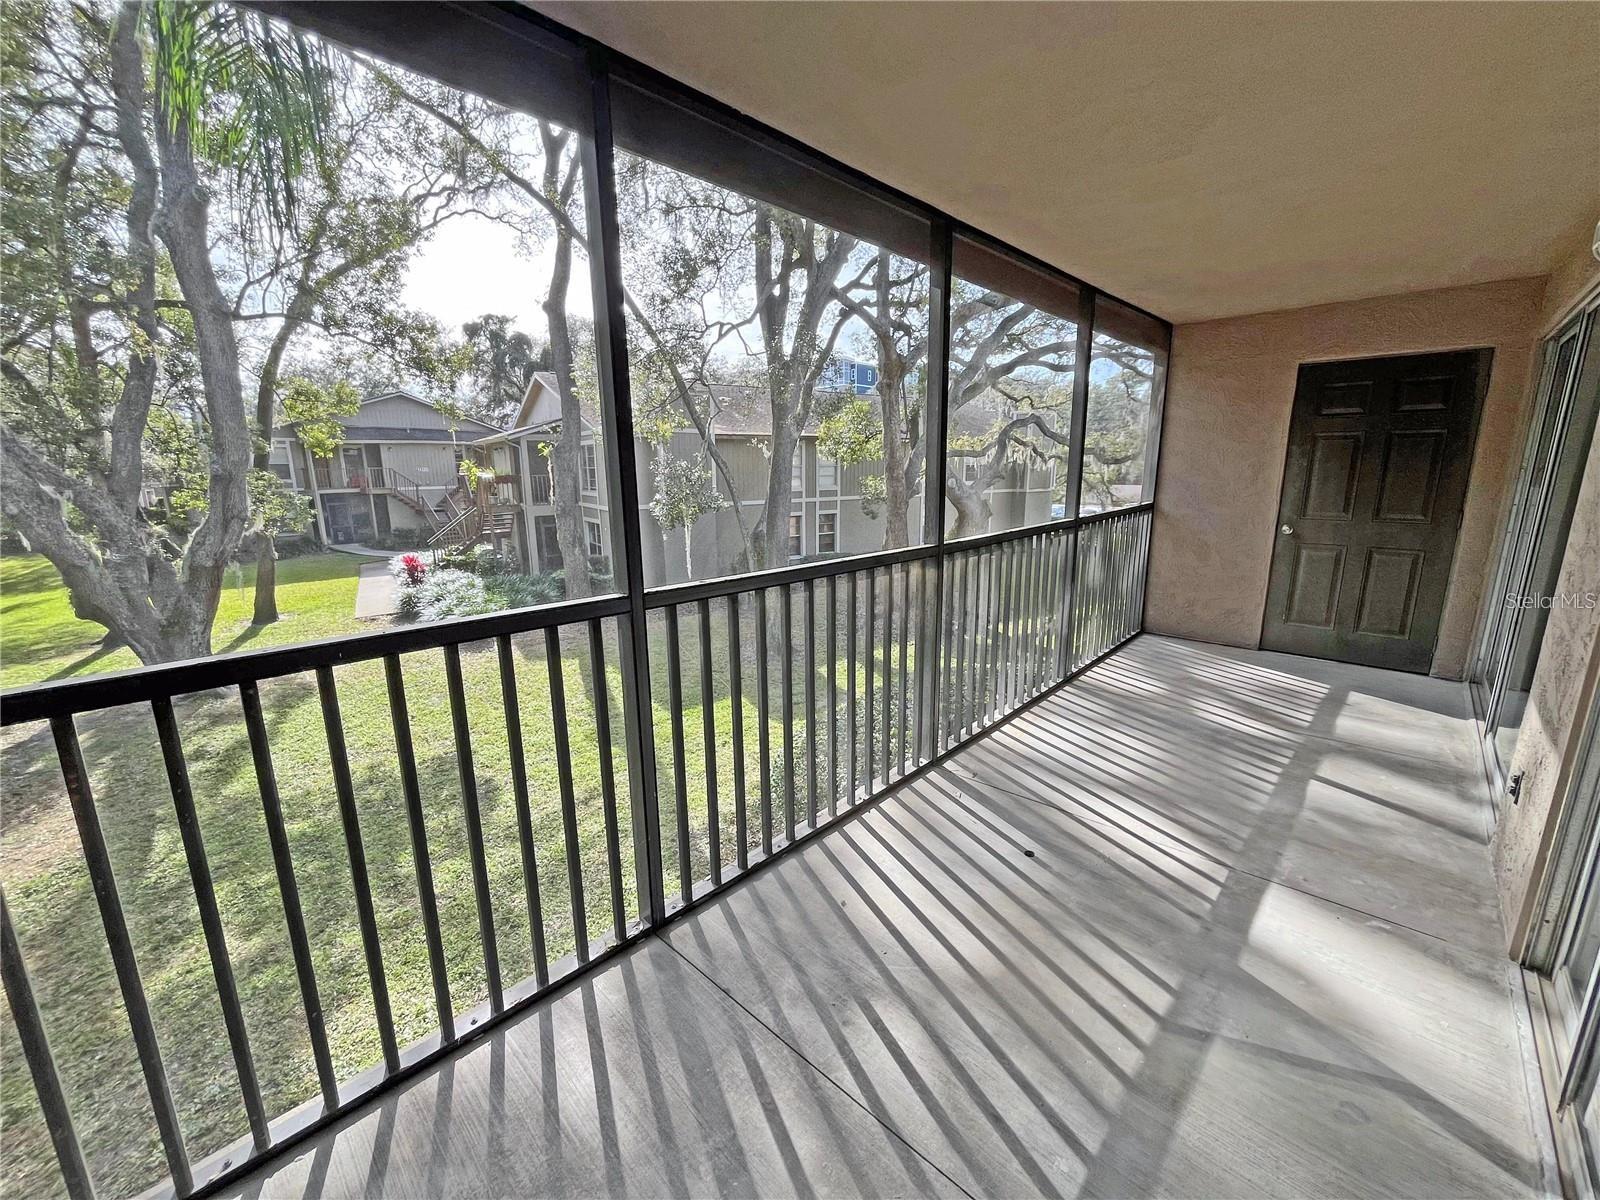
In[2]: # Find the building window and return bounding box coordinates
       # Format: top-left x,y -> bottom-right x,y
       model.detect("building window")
817,511 -> 837,554
585,519 -> 604,559
581,443 -> 599,493
268,463 -> 292,483
791,451 -> 804,495
788,514 -> 803,558
817,456 -> 838,492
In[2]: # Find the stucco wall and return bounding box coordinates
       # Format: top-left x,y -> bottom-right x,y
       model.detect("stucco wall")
1538,227 -> 1600,333
1145,276 -> 1545,679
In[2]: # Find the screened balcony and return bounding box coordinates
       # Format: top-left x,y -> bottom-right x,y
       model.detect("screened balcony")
0,2 -> 1590,1199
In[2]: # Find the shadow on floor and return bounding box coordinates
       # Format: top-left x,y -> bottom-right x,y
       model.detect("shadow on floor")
213,636 -> 1545,1200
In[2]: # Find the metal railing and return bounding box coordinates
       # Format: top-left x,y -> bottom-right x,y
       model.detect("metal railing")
365,468 -> 445,529
0,505 -> 1152,1200
310,461 -> 376,492
1072,506 -> 1151,669
2,596 -> 639,1200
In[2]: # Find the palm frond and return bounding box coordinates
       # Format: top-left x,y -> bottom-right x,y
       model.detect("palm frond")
148,0 -> 334,236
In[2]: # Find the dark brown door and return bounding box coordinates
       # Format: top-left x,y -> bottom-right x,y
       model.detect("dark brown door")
1261,349 -> 1490,673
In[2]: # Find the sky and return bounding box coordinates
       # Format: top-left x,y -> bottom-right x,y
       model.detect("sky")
400,211 -> 594,336
398,202 -> 870,378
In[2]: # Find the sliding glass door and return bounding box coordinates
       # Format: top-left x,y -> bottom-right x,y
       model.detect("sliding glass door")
1471,298 -> 1600,806
1525,699 -> 1600,1196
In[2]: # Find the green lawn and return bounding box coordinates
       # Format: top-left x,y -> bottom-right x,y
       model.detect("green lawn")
0,552 -> 369,690
0,553 -> 932,1199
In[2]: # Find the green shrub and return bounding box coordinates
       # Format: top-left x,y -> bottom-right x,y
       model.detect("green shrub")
416,568 -> 489,621
485,572 -> 564,611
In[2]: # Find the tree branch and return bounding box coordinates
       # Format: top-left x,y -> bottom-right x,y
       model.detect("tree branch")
104,5 -> 160,512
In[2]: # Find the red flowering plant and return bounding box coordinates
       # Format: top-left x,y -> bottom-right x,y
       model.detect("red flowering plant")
389,553 -> 428,618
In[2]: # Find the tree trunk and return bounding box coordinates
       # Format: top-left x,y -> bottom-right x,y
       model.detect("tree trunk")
882,447 -> 911,548
152,77 -> 253,659
542,129 -> 591,600
0,429 -> 193,664
761,422 -> 800,570
252,540 -> 279,625
866,249 -> 913,551
0,9 -> 249,667
946,478 -> 991,539
879,357 -> 911,550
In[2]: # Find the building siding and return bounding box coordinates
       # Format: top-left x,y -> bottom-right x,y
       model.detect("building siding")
353,394 -> 496,435
373,442 -> 461,494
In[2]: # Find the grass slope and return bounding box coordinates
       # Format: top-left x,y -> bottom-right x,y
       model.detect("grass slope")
1,553 -> 368,690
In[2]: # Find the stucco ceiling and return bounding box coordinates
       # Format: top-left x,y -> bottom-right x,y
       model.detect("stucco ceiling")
530,1 -> 1599,324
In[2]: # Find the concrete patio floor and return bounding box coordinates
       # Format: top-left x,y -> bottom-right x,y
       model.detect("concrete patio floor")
216,635 -> 1554,1199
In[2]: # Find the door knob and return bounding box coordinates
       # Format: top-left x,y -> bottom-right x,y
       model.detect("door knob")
1280,524 -> 1294,535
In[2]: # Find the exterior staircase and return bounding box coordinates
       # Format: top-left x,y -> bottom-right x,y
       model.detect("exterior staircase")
427,485 -> 518,558
360,468 -> 456,531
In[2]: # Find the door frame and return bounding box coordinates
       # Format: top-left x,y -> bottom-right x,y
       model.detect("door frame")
1258,346 -> 1492,673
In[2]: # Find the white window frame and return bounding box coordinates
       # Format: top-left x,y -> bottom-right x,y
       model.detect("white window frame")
791,451 -> 804,495
788,513 -> 803,558
585,518 -> 604,558
817,455 -> 838,492
817,510 -> 837,554
581,443 -> 599,494
269,438 -> 298,489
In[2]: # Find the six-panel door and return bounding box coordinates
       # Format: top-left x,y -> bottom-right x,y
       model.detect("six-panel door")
1261,349 -> 1490,673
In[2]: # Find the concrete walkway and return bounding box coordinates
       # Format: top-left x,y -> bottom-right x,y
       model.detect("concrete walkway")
352,561 -> 399,619
215,636 -> 1553,1199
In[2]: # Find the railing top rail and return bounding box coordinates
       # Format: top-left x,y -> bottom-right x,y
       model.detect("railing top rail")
639,503 -> 1151,609
0,593 -> 631,727
945,502 -> 1151,553
643,543 -> 936,610
0,503 -> 1154,726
